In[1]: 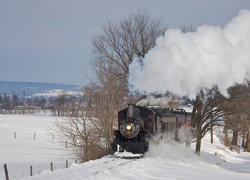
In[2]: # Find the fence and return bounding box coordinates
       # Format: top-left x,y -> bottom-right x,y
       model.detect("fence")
12,132 -> 70,148
1,130 -> 74,179
3,160 -> 78,180
0,113 -> 78,179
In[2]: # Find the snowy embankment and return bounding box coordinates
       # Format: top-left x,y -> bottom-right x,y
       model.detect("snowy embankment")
1,114 -> 250,180
23,135 -> 250,180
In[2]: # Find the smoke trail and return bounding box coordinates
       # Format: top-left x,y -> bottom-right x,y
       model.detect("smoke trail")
136,95 -> 183,108
129,10 -> 250,98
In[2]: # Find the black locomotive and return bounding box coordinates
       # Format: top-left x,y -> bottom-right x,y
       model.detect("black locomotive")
111,103 -> 191,154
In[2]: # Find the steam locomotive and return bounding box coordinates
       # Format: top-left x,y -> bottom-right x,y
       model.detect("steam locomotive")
111,103 -> 191,154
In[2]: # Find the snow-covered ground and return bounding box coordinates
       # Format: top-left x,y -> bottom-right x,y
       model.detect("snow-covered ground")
0,113 -> 74,179
1,113 -> 250,180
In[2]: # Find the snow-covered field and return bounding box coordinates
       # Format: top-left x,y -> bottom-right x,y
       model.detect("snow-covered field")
0,113 -> 74,179
1,113 -> 250,180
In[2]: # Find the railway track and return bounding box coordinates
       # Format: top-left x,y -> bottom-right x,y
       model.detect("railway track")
81,155 -> 138,179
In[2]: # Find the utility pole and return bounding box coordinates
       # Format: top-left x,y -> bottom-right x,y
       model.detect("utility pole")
12,90 -> 15,110
23,90 -> 25,114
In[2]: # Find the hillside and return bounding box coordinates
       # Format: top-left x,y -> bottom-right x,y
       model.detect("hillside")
0,81 -> 80,96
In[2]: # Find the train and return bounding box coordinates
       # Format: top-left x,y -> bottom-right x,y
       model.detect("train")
111,103 -> 191,155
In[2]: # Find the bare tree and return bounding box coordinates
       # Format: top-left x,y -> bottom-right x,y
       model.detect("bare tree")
189,82 -> 250,155
180,22 -> 196,33
53,92 -> 110,162
53,93 -> 66,116
84,62 -> 127,154
190,87 -> 232,155
91,8 -> 167,86
54,111 -> 104,162
226,82 -> 250,151
1,94 -> 12,110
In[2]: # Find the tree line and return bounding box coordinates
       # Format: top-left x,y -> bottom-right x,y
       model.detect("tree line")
0,92 -> 85,116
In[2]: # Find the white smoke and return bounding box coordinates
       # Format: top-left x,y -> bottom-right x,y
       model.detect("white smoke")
136,95 -> 182,107
129,10 -> 250,99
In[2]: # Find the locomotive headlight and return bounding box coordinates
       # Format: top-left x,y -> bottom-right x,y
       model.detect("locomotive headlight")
120,122 -> 140,138
126,124 -> 132,130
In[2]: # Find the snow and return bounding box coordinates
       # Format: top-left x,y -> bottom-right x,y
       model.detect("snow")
32,89 -> 83,98
1,114 -> 250,180
0,113 -> 74,179
114,151 -> 143,158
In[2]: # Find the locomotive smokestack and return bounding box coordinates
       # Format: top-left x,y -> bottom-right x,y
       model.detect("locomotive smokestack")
127,104 -> 134,118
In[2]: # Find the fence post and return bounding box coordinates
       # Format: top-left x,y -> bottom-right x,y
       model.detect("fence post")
66,160 -> 68,168
50,162 -> 53,171
34,133 -> 36,140
75,159 -> 77,164
30,166 -> 33,176
4,164 -> 9,180
14,132 -> 16,139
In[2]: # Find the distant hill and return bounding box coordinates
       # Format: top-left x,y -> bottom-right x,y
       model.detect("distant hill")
0,81 -> 81,96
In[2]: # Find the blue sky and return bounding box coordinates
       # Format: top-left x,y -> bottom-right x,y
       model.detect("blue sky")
1,0 -> 250,86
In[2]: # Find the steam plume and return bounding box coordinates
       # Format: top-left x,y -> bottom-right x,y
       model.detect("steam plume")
129,10 -> 250,98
